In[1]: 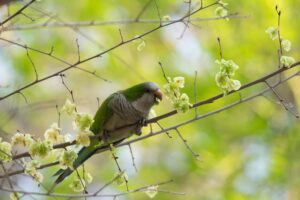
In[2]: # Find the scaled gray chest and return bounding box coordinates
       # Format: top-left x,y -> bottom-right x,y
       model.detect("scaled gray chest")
103,93 -> 144,142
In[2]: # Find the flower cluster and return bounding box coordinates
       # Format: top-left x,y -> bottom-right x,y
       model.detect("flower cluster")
28,140 -> 53,159
162,15 -> 171,21
76,130 -> 93,147
62,99 -> 94,146
59,149 -> 78,170
265,27 -> 278,40
24,160 -> 43,183
144,185 -> 159,198
265,27 -> 295,68
11,133 -> 33,147
69,177 -> 86,192
215,1 -> 229,20
163,77 -> 192,113
69,172 -> 93,192
0,138 -> 12,162
74,113 -> 94,131
1,98 -> 96,188
134,36 -> 146,52
10,192 -> 19,200
44,123 -> 64,144
114,171 -> 128,186
62,99 -> 76,115
215,59 -> 241,94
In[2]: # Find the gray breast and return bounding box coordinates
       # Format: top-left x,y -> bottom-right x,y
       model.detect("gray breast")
108,93 -> 143,121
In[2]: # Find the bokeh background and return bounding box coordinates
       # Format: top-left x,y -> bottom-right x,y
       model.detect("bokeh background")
0,0 -> 300,199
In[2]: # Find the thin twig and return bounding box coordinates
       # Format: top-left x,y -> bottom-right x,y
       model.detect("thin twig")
178,0 -> 192,39
26,48 -> 38,81
156,121 -> 172,138
194,71 -> 198,117
18,91 -> 28,104
93,171 -> 124,195
153,0 -> 162,26
109,146 -> 129,191
276,5 -> 283,60
118,29 -> 124,43
174,128 -> 200,159
60,74 -> 76,109
158,62 -> 169,82
75,38 -> 81,62
128,144 -> 138,172
75,169 -> 88,194
217,37 -> 223,59
135,0 -> 153,21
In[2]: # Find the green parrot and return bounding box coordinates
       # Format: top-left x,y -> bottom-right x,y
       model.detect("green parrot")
54,82 -> 162,184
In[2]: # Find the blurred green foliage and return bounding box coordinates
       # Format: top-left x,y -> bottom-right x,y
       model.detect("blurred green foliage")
0,0 -> 300,199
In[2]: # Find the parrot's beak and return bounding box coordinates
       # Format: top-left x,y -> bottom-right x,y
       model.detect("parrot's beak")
154,89 -> 163,104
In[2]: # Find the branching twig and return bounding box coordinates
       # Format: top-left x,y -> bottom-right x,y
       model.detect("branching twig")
0,37 -> 110,82
264,81 -> 299,118
109,146 -> 129,191
60,74 -> 76,108
158,62 -> 169,82
178,0 -> 192,39
0,0 -> 36,26
93,171 -> 124,195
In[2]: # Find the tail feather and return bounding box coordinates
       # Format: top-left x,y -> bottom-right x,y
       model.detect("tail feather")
53,147 -> 98,184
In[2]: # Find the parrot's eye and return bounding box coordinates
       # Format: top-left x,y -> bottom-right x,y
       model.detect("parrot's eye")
145,89 -> 150,93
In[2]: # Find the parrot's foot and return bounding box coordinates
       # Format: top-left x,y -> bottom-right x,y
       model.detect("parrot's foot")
102,129 -> 110,143
139,118 -> 148,126
135,118 -> 147,136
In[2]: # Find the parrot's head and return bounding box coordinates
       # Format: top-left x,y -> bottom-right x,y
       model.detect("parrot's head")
123,82 -> 163,114
142,82 -> 163,105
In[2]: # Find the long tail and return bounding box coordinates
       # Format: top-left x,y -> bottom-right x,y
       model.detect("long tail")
53,139 -> 124,185
53,147 -> 98,184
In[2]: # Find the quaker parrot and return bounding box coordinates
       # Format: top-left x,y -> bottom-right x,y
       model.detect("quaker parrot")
54,82 -> 162,184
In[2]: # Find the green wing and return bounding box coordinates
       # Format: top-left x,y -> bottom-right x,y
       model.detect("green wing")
90,93 -> 114,135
